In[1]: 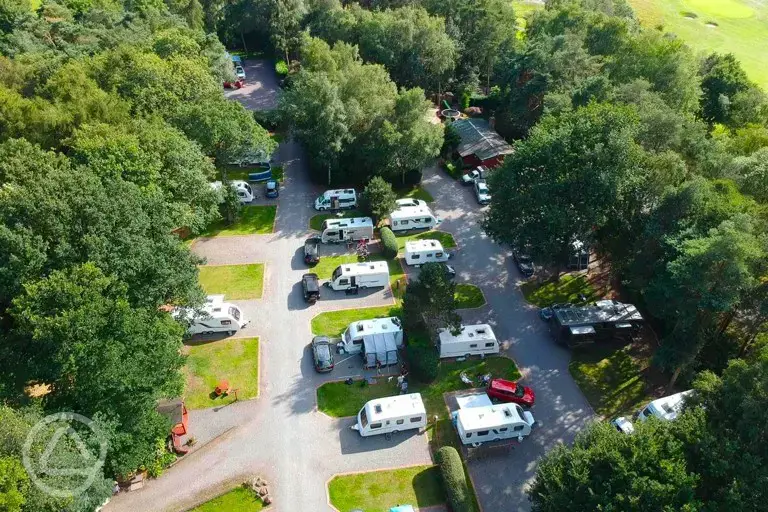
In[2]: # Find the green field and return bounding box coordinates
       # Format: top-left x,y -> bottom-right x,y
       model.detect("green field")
198,264 -> 265,300
199,206 -> 277,237
190,487 -> 264,512
455,284 -> 486,309
328,466 -> 444,512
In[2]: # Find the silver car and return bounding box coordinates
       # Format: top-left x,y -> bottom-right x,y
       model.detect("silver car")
474,179 -> 491,205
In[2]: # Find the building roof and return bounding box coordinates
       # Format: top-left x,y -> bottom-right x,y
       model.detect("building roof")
553,301 -> 644,327
453,118 -> 513,161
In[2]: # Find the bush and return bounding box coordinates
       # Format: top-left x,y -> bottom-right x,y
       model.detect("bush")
460,91 -> 471,110
380,226 -> 398,260
436,446 -> 472,512
442,159 -> 462,180
362,176 -> 397,220
406,343 -> 439,383
275,60 -> 289,76
252,110 -> 280,132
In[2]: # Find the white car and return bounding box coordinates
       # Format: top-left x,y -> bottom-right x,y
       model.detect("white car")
611,416 -> 635,434
461,165 -> 488,185
474,179 -> 491,205
395,198 -> 427,208
235,66 -> 246,80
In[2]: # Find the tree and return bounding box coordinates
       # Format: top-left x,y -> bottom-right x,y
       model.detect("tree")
402,262 -> 461,335
361,176 -> 397,220
0,456 -> 28,512
699,53 -> 752,126
441,122 -> 460,156
270,0 -> 306,64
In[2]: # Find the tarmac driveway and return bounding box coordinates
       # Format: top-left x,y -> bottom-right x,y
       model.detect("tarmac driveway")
224,60 -> 280,111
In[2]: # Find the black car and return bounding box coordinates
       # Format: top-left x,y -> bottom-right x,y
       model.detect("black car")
264,180 -> 279,198
513,251 -> 535,277
440,263 -> 457,279
302,273 -> 320,304
311,336 -> 334,372
304,236 -> 320,265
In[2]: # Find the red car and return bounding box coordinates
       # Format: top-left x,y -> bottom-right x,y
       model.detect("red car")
486,378 -> 535,408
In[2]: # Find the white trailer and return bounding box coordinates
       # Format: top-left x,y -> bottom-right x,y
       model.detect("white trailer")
174,295 -> 248,336
351,393 -> 427,437
314,189 -> 358,211
637,390 -> 694,422
452,402 -> 535,446
320,217 -> 374,244
404,239 -> 451,266
210,180 -> 254,203
341,316 -> 403,355
438,324 -> 499,359
327,261 -> 390,292
389,205 -> 441,232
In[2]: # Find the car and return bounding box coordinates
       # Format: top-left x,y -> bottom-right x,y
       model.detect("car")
264,180 -> 279,198
439,262 -> 456,279
302,273 -> 320,304
311,336 -> 334,372
474,179 -> 491,205
461,165 -> 487,185
513,250 -> 535,277
486,378 -> 535,408
304,237 -> 320,265
611,416 -> 635,434
235,65 -> 246,80
223,79 -> 243,89
395,198 -> 427,208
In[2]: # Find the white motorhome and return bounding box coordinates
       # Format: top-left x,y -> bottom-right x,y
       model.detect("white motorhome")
389,205 -> 441,233
637,390 -> 694,422
404,240 -> 451,266
352,393 -> 427,437
314,189 -> 357,211
174,295 -> 248,336
210,180 -> 254,203
341,316 -> 403,355
452,400 -> 535,446
327,261 -> 390,292
320,217 -> 374,244
438,324 -> 499,359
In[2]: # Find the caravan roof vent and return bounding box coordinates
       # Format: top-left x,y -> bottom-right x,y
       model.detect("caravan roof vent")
476,328 -> 487,334
374,405 -> 382,413
213,307 -> 221,312
468,332 -> 474,337
357,323 -> 364,331
503,407 -> 512,418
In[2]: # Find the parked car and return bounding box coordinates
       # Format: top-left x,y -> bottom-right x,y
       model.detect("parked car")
235,66 -> 246,80
223,79 -> 243,89
304,237 -> 320,265
439,262 -> 456,279
264,180 -> 279,198
461,165 -> 488,185
395,198 -> 427,208
611,416 -> 635,434
474,179 -> 491,205
513,250 -> 535,277
486,378 -> 535,408
302,273 -> 320,304
311,336 -> 334,372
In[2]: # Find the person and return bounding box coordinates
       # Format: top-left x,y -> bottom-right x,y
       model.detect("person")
397,374 -> 405,387
400,379 -> 408,394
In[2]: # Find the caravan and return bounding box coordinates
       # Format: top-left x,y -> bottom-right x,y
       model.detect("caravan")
351,394 -> 427,437
341,317 -> 403,355
452,395 -> 536,446
314,189 -> 358,211
404,240 -> 451,266
327,261 -> 390,292
174,295 -> 248,336
320,217 -> 374,244
210,180 -> 254,203
637,390 -> 694,422
389,205 -> 441,233
438,324 -> 499,359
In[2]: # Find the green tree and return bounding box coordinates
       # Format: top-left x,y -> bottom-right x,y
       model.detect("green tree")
402,262 -> 461,335
270,0 -> 306,64
0,456 -> 28,512
698,53 -> 752,126
361,176 -> 397,220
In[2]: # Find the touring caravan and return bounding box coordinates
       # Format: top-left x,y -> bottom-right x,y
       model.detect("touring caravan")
340,317 -> 403,355
320,217 -> 374,244
452,400 -> 535,446
404,240 -> 451,266
174,295 -> 248,336
637,390 -> 694,422
351,394 -> 427,437
389,205 -> 441,233
314,189 -> 357,211
438,324 -> 499,359
327,261 -> 390,292
210,180 -> 254,204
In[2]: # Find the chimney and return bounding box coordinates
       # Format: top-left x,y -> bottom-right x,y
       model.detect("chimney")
489,116 -> 496,129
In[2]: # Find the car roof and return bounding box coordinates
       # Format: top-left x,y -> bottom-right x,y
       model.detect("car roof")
489,378 -> 519,393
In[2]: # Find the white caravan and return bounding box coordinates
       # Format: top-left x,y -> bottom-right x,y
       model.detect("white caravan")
314,189 -> 357,211
637,390 -> 694,422
452,401 -> 535,446
327,261 -> 390,292
404,240 -> 451,266
341,317 -> 403,355
389,205 -> 441,232
352,393 -> 427,437
320,217 -> 374,244
438,324 -> 499,359
210,180 -> 254,203
174,295 -> 247,336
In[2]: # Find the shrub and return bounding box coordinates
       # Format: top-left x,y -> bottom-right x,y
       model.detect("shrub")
252,109 -> 280,131
406,343 -> 439,383
275,60 -> 289,76
436,446 -> 472,512
460,91 -> 471,110
380,226 -> 398,259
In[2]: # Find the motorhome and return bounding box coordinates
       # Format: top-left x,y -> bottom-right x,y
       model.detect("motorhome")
327,261 -> 390,292
314,189 -> 357,211
210,180 -> 254,203
452,400 -> 535,446
438,324 -> 499,359
549,300 -> 644,348
566,238 -> 590,270
340,317 -> 403,355
174,295 -> 248,336
389,205 -> 441,233
351,394 -> 427,437
637,390 -> 694,422
404,240 -> 451,266
320,217 -> 374,244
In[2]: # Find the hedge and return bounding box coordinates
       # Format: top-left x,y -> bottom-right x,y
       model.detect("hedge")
380,226 -> 398,260
405,344 -> 439,383
436,446 -> 472,512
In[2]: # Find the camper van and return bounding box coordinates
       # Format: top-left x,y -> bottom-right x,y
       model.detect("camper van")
389,205 -> 441,233
637,390 -> 694,422
404,240 -> 451,266
351,394 -> 427,437
438,324 -> 499,359
320,217 -> 374,244
174,295 -> 248,336
341,316 -> 403,354
210,180 -> 254,203
327,261 -> 390,292
314,189 -> 357,211
452,398 -> 536,446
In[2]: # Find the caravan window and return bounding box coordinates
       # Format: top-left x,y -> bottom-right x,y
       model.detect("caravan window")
360,409 -> 369,428
396,419 -> 404,425
331,267 -> 343,281
485,342 -> 495,348
221,320 -> 232,326
401,220 -> 409,225
370,423 -> 382,430
228,307 -> 240,320
426,253 -> 433,258
423,217 -> 432,223
498,427 -> 508,433
338,278 -> 349,286
465,433 -> 472,439
412,254 -> 421,260
513,425 -> 525,432
470,344 -> 478,348
340,198 -> 355,205
410,416 -> 422,423
436,252 -> 443,258
477,430 -> 490,436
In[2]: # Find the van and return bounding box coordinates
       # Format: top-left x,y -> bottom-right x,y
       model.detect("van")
314,189 -> 357,211
174,295 -> 248,336
438,324 -> 499,359
320,217 -> 374,244
389,205 -> 440,232
637,390 -> 694,422
327,261 -> 389,292
351,394 -> 427,437
210,180 -> 254,203
341,317 -> 403,355
404,240 -> 450,266
452,401 -> 535,446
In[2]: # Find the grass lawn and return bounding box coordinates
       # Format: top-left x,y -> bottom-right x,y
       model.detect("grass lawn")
569,344 -> 651,418
199,206 -> 276,237
455,284 -> 486,309
199,264 -> 264,300
217,166 -> 284,183
309,210 -> 363,231
191,487 -> 264,512
184,337 -> 259,410
395,230 -> 457,251
520,274 -> 599,308
396,185 -> 435,203
328,466 -> 444,512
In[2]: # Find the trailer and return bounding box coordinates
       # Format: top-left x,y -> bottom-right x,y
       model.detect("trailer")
174,295 -> 248,336
340,317 -> 403,355
389,205 -> 441,232
320,217 -> 374,244
550,300 -> 644,347
210,180 -> 254,203
351,393 -> 427,437
314,189 -> 357,211
438,324 -> 499,359
327,261 -> 389,292
404,239 -> 451,266
452,401 -> 535,446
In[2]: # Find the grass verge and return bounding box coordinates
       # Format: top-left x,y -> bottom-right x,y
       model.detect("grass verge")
218,165 -> 283,183
520,274 -> 599,308
184,337 -> 259,410
328,466 -> 443,512
309,210 -> 364,231
311,304 -> 402,338
199,206 -> 276,237
396,185 -> 435,203
455,284 -> 486,309
396,230 -> 457,251
199,264 -> 264,300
